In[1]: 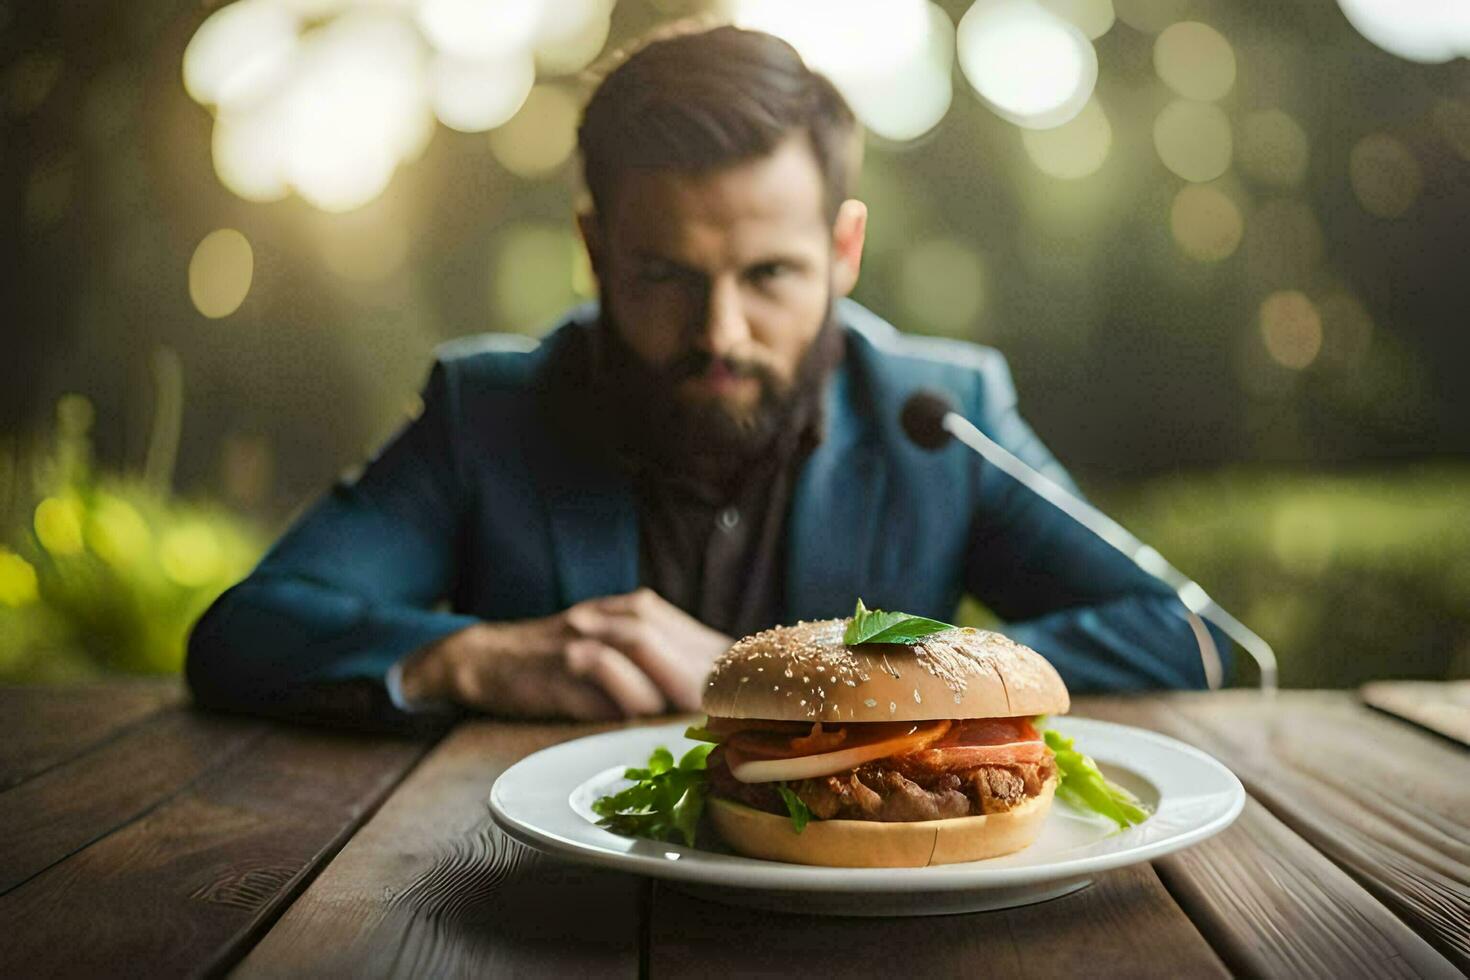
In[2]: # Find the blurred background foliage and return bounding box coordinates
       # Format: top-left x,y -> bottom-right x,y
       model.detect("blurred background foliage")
0,379 -> 263,681
2,0 -> 1467,686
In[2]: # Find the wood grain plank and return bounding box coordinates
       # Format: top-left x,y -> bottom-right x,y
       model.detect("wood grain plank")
1079,692 -> 1470,973
0,706 -> 263,893
0,679 -> 183,788
648,861 -> 1227,979
0,724 -> 431,977
1156,798 -> 1458,978
234,721 -> 644,979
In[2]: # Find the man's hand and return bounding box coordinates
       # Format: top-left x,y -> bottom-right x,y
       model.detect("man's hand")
398,589 -> 732,720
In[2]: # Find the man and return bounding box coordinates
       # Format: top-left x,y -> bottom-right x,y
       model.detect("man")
186,25 -> 1226,729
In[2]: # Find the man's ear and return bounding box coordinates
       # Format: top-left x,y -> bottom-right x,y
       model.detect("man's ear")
831,198 -> 867,297
576,210 -> 604,282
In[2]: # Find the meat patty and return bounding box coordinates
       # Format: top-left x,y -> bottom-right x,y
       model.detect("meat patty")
706,746 -> 1057,823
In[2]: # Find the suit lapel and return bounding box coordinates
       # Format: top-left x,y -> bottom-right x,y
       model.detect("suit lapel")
785,364 -> 889,621
530,321 -> 641,607
545,458 -> 640,606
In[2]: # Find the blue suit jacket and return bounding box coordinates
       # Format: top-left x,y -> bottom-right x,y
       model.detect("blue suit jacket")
186,300 -> 1226,726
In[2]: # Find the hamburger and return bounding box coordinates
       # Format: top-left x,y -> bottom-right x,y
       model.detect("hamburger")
693,617 -> 1069,868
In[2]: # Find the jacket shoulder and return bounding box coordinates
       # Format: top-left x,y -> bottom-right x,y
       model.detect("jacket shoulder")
839,299 -> 1018,417
431,332 -> 545,391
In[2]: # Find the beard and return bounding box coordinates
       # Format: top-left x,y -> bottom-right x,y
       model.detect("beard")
595,292 -> 840,476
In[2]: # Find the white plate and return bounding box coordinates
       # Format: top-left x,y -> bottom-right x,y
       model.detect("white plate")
488,716 -> 1244,916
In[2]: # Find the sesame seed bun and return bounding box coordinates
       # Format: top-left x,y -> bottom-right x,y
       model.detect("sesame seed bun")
700,618 -> 1069,723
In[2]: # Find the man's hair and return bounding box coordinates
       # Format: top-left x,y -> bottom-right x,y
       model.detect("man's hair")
578,24 -> 860,225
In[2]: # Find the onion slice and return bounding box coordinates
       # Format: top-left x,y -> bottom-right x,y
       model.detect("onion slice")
728,720 -> 951,784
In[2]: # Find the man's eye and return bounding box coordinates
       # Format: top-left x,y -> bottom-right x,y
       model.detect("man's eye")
749,262 -> 789,282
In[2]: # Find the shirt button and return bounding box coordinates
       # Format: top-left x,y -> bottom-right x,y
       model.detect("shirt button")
718,506 -> 740,532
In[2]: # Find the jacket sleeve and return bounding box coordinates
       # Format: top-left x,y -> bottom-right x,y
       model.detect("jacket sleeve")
960,355 -> 1231,692
185,360 -> 476,729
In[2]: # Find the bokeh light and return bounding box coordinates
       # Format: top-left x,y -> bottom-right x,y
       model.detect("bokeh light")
416,0 -> 540,61
1037,0 -> 1115,40
86,496 -> 151,570
1170,184 -> 1243,262
1237,109 -> 1309,187
34,495 -> 85,556
159,524 -> 225,587
900,238 -> 987,337
0,548 -> 39,608
1333,0 -> 1470,64
1154,100 -> 1232,181
489,85 -> 581,178
189,229 -> 255,319
1112,0 -> 1195,33
1154,22 -> 1235,102
185,0 -> 615,211
429,52 -> 534,133
211,104 -> 291,202
281,12 -> 432,212
730,0 -> 954,142
533,0 -> 615,76
1021,98 -> 1111,178
1259,290 -> 1323,369
1349,133 -> 1423,218
957,0 -> 1098,129
182,0 -> 299,109
843,2 -> 955,143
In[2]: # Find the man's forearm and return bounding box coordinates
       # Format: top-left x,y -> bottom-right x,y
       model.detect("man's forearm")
185,574 -> 478,724
1005,593 -> 1230,692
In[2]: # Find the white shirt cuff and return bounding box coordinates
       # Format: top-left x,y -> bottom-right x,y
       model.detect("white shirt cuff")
385,658 -> 453,714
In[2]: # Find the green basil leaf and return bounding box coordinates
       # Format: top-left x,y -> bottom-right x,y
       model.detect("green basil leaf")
647,747 -> 674,776
775,784 -> 812,834
843,598 -> 956,646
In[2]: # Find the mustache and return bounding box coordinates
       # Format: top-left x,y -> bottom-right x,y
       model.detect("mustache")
663,349 -> 771,384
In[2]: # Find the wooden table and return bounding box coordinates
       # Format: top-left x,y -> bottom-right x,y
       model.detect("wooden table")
1,684 -> 1466,978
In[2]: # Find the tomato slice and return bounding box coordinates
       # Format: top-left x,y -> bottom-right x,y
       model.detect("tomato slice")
927,717 -> 1040,748
903,716 -> 1047,769
727,720 -> 952,784
726,720 -> 945,760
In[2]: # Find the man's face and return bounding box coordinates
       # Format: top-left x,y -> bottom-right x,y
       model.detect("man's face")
580,133 -> 865,450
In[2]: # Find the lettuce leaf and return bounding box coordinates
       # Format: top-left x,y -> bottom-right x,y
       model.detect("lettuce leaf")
774,784 -> 812,834
1043,729 -> 1150,828
683,721 -> 721,744
593,743 -> 712,846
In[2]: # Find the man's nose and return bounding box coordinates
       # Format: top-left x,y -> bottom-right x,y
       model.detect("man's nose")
692,276 -> 751,357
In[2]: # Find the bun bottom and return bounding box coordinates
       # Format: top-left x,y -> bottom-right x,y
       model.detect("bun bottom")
707,777 -> 1057,868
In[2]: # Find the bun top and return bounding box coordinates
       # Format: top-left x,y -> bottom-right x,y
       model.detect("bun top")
701,619 -> 1070,722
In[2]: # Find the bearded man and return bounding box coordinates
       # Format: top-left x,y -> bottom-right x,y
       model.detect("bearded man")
186,25 -> 1227,728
